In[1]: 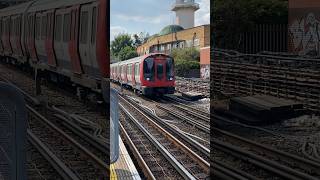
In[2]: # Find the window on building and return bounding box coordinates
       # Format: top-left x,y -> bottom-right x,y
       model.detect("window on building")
194,38 -> 200,46
63,13 -> 71,42
80,11 -> 89,44
167,44 -> 171,50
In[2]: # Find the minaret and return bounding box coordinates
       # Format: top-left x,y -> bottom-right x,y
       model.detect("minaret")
171,0 -> 200,29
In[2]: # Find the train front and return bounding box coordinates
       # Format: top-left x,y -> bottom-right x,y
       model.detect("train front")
141,54 -> 175,95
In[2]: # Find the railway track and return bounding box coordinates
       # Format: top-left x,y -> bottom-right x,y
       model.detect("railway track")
119,94 -> 209,179
28,105 -> 109,179
27,132 -> 76,180
212,116 -> 320,179
0,66 -> 109,179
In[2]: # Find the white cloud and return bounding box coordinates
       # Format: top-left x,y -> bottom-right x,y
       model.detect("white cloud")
195,0 -> 210,26
115,13 -> 170,24
110,26 -> 127,40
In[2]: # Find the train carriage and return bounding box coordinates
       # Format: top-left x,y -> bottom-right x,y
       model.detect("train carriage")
0,0 -> 109,101
111,53 -> 175,95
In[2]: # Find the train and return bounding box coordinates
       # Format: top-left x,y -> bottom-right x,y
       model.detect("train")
0,0 -> 109,101
111,53 -> 175,95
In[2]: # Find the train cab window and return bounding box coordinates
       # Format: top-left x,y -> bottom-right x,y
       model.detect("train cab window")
157,64 -> 164,79
91,7 -> 97,43
143,58 -> 154,81
41,15 -> 47,40
166,58 -> 174,80
63,14 -> 71,42
55,15 -> 62,41
80,11 -> 89,44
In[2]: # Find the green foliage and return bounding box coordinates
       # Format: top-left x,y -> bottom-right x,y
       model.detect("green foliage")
170,48 -> 200,77
111,34 -> 138,61
213,0 -> 288,49
174,59 -> 200,77
118,46 -> 138,61
171,47 -> 200,62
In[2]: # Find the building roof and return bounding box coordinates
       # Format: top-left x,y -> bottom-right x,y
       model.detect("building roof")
159,25 -> 184,36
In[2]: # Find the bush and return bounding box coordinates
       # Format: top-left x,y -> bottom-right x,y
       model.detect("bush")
170,48 -> 200,77
175,59 -> 200,77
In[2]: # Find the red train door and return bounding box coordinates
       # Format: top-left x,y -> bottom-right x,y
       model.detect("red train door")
69,6 -> 82,74
45,10 -> 57,67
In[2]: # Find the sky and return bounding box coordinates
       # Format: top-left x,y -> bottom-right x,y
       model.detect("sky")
110,0 -> 210,41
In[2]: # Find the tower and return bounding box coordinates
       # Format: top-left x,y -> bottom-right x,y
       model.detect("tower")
171,0 -> 200,29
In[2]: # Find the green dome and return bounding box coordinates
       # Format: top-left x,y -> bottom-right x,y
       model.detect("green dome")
159,25 -> 184,36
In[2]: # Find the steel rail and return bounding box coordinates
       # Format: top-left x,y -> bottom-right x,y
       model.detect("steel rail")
163,95 -> 210,117
213,139 -> 319,180
0,75 -> 40,105
212,126 -> 320,176
213,161 -> 259,180
27,105 -> 109,171
172,104 -> 210,123
120,103 -> 196,180
27,130 -> 80,180
124,95 -> 210,158
120,123 -> 156,180
157,104 -> 210,133
121,94 -> 210,163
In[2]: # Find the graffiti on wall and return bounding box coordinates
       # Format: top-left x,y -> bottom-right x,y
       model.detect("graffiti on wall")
201,65 -> 210,80
289,12 -> 320,56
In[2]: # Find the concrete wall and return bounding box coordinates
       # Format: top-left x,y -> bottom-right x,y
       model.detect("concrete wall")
200,46 -> 210,79
288,0 -> 320,56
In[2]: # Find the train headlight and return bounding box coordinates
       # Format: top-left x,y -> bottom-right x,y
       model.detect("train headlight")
169,77 -> 173,81
147,78 -> 150,81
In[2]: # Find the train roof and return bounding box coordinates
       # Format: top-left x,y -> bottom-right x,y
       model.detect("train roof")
28,0 -> 97,12
0,1 -> 35,16
0,0 -> 98,16
111,53 -> 171,67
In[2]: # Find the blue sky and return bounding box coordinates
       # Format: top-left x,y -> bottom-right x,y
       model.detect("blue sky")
110,0 -> 210,41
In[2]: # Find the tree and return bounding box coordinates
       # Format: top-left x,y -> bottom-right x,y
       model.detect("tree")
111,34 -> 138,61
213,0 -> 288,49
171,48 -> 200,77
111,34 -> 134,58
118,46 -> 138,61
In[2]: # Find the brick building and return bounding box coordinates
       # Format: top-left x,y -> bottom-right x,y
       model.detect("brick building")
288,0 -> 320,56
137,24 -> 210,56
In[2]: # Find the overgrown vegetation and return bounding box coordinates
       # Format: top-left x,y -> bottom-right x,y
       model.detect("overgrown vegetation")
170,48 -> 200,77
213,0 -> 288,49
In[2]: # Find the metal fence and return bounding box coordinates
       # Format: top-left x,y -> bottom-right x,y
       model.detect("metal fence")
239,24 -> 288,54
211,49 -> 320,113
0,82 -> 27,180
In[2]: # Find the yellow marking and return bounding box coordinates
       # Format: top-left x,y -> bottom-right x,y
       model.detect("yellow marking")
110,164 -> 118,180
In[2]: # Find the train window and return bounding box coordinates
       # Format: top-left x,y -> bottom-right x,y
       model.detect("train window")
128,65 -> 132,75
41,15 -> 47,40
91,7 -> 97,43
35,17 -> 41,40
157,64 -> 164,79
143,58 -> 154,81
55,15 -> 62,41
166,58 -> 174,80
80,11 -> 88,44
17,17 -> 21,36
63,13 -> 71,42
